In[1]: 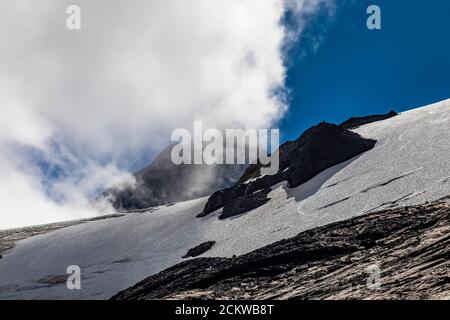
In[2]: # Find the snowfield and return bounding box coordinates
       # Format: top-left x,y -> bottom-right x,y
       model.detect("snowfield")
0,99 -> 449,299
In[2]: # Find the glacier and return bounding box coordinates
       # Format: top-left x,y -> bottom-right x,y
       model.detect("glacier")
0,99 -> 449,299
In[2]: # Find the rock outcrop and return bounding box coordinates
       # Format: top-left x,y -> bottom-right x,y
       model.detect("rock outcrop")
112,198 -> 450,300
339,111 -> 398,130
220,189 -> 271,220
182,241 -> 216,258
201,123 -> 376,217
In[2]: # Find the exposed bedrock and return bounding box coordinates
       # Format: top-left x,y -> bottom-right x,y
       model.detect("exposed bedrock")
182,241 -> 216,259
201,122 -> 376,217
220,189 -> 272,220
339,110 -> 398,130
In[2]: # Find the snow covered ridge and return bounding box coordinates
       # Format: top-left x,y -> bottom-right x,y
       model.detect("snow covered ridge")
0,99 -> 449,300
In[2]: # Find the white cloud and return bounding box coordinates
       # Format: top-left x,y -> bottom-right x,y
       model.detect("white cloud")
0,0 -> 334,229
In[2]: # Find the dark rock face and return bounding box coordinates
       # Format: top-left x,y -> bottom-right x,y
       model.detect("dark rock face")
339,111 -> 398,130
104,144 -> 246,211
220,189 -> 271,220
201,123 -> 376,217
201,185 -> 246,216
111,199 -> 450,300
182,241 -> 216,258
287,122 -> 377,188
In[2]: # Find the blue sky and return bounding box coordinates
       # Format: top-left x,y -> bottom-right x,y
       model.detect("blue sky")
281,0 -> 450,142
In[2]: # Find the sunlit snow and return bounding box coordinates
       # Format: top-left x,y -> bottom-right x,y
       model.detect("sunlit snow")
0,99 -> 449,299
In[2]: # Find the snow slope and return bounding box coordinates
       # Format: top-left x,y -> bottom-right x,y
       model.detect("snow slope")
0,99 -> 449,299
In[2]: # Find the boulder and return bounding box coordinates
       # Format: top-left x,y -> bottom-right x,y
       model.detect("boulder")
182,241 -> 216,258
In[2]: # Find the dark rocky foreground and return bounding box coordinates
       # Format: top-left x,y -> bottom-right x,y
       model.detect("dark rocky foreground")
112,199 -> 450,300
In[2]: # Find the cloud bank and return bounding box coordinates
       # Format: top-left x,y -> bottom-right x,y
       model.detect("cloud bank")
0,0 -> 334,229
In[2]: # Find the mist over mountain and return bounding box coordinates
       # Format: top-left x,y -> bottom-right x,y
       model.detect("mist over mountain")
104,143 -> 247,210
